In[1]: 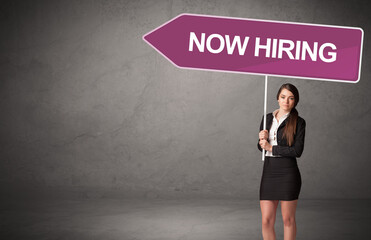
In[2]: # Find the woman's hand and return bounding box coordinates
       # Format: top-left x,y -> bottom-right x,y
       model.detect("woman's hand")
259,130 -> 268,140
259,139 -> 273,152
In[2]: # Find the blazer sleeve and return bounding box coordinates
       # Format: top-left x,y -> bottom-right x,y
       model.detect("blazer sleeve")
272,118 -> 306,158
257,115 -> 264,152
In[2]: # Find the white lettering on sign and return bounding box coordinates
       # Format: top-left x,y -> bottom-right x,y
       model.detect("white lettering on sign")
301,41 -> 318,61
225,35 -> 250,55
254,38 -> 336,62
189,32 -> 250,55
206,34 -> 225,54
255,37 -> 271,58
189,32 -> 205,52
189,32 -> 337,63
319,43 -> 337,63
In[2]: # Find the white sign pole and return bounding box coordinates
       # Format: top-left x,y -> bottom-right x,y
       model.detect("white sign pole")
262,75 -> 268,161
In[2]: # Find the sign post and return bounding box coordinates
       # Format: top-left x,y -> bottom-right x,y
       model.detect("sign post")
143,13 -> 364,161
263,75 -> 268,161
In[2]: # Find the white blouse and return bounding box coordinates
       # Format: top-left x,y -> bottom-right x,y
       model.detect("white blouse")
266,109 -> 290,157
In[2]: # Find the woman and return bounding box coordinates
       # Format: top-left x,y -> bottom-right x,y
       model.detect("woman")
257,83 -> 306,240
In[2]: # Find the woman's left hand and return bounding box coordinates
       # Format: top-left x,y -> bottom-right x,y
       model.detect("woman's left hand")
259,139 -> 273,152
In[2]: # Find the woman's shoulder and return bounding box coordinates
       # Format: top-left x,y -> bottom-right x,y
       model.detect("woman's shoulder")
260,113 -> 274,119
297,115 -> 306,125
297,115 -> 305,121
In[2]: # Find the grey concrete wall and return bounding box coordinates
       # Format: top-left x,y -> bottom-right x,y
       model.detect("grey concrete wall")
1,0 -> 370,199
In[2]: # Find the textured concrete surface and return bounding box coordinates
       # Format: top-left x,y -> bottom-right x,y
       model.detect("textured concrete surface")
2,198 -> 370,240
1,0 -> 371,200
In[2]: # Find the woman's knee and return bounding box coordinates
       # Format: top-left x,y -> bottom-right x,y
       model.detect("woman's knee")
282,216 -> 296,227
260,200 -> 279,228
262,217 -> 275,227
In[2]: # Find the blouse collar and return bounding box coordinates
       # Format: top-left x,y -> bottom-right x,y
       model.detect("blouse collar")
273,109 -> 290,120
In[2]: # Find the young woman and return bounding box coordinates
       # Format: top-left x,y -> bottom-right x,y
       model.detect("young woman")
257,83 -> 306,240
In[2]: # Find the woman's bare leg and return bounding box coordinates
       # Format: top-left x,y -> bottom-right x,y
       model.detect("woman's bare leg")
281,200 -> 298,240
260,200 -> 279,240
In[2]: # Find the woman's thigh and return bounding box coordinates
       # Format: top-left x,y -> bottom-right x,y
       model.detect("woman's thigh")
281,200 -> 298,218
260,200 -> 279,220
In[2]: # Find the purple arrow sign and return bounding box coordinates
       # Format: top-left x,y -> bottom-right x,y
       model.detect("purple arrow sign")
143,13 -> 363,83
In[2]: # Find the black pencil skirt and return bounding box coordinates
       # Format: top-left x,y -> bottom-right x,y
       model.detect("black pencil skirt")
260,156 -> 302,201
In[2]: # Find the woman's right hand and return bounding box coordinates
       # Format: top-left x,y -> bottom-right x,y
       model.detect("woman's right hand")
259,130 -> 268,140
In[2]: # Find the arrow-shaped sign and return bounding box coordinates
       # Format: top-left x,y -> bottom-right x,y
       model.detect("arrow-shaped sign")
143,13 -> 363,83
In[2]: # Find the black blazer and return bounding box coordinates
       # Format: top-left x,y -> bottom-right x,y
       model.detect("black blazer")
257,113 -> 306,158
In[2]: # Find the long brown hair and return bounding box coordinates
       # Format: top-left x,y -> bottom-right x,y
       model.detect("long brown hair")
276,83 -> 299,146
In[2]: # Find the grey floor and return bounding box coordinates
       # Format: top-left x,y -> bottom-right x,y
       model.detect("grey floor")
1,197 -> 370,240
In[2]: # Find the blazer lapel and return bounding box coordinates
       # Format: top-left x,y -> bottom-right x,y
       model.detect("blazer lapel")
266,113 -> 273,130
277,117 -> 288,130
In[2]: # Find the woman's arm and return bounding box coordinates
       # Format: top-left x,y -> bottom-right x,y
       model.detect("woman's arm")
272,118 -> 306,158
257,115 -> 264,152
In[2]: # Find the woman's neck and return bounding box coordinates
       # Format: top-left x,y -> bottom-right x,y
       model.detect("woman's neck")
276,109 -> 290,119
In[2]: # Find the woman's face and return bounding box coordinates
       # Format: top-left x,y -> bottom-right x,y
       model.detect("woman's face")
277,88 -> 295,112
